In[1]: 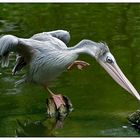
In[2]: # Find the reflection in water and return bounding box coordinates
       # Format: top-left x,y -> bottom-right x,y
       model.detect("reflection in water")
46,95 -> 73,129
16,95 -> 73,137
0,18 -> 19,34
100,125 -> 140,137
16,119 -> 55,137
0,3 -> 140,136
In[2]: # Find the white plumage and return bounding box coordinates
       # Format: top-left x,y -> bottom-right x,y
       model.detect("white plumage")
0,29 -> 140,103
0,30 -> 79,86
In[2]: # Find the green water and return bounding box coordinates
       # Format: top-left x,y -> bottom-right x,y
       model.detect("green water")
0,3 -> 140,137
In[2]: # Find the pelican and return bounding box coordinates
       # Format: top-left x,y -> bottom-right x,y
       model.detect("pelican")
0,30 -> 140,109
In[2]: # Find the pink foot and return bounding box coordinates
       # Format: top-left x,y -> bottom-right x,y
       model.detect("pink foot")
67,60 -> 90,70
46,88 -> 66,109
51,94 -> 65,109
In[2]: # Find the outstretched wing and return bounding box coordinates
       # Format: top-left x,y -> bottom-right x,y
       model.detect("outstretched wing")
0,31 -> 70,74
12,55 -> 26,75
0,35 -> 47,74
15,30 -> 70,75
31,30 -> 70,45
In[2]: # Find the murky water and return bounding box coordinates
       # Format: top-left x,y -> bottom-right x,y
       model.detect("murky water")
0,3 -> 140,137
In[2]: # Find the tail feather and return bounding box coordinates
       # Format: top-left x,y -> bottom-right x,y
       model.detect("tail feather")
0,35 -> 18,67
1,54 -> 9,68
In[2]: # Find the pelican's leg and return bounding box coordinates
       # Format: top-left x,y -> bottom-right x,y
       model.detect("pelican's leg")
47,88 -> 65,109
67,60 -> 90,70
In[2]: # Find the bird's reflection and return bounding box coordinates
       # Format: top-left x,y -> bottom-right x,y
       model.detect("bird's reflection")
16,118 -> 55,137
16,95 -> 73,137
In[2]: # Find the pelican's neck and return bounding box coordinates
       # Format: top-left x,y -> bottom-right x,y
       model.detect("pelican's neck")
67,39 -> 101,59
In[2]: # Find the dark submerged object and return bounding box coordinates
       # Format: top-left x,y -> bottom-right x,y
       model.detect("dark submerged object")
46,95 -> 73,128
16,119 -> 55,137
15,96 -> 73,137
127,110 -> 140,131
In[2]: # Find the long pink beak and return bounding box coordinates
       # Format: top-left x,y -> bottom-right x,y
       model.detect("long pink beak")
99,60 -> 140,101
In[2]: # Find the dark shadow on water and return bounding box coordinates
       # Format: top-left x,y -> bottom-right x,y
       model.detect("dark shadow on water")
15,111 -> 140,137
16,118 -> 56,137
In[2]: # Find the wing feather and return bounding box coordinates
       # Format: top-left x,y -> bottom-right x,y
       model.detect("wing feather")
31,30 -> 70,44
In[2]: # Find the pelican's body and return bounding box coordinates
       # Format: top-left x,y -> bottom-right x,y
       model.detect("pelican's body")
0,30 -> 140,109
0,30 -> 78,86
23,36 -> 78,85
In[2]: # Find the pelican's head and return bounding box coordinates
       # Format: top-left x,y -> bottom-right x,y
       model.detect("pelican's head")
94,42 -> 140,101
72,39 -> 140,100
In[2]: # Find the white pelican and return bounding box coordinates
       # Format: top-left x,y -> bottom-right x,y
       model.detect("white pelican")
0,30 -> 140,109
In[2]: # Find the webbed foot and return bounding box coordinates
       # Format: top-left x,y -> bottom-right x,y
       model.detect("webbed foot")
67,60 -> 90,70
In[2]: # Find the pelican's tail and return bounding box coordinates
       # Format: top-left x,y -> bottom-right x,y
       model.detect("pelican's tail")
0,35 -> 18,67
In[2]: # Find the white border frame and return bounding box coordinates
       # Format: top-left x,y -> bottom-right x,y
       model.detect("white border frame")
0,0 -> 140,3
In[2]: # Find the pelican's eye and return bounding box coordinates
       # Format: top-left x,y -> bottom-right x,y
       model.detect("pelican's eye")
106,56 -> 113,63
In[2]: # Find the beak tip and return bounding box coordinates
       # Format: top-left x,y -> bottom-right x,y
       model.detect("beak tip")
136,95 -> 140,101
138,98 -> 140,101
